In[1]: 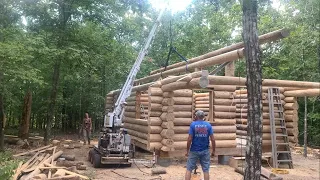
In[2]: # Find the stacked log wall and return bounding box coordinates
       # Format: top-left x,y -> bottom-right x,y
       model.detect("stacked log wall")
234,87 -> 299,151
211,87 -> 237,149
171,89 -> 193,150
147,85 -> 164,151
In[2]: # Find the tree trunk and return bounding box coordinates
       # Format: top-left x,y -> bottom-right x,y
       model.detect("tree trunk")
44,61 -> 61,144
0,72 -> 4,152
19,90 -> 32,140
243,0 -> 263,179
0,92 -> 4,152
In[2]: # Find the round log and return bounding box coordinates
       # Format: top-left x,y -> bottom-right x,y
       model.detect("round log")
284,110 -> 296,115
284,102 -> 299,110
126,96 -> 136,102
173,133 -> 236,141
211,119 -> 236,126
174,89 -> 193,97
174,105 -> 193,111
209,85 -> 237,91
123,117 -> 148,126
285,114 -> 298,122
195,96 -> 209,101
33,174 -> 48,179
284,89 -> 320,97
237,124 -> 296,135
160,113 -> 167,121
163,91 -> 174,98
148,142 -> 163,150
195,104 -> 209,108
173,97 -> 192,105
146,50 -> 245,87
125,106 -> 137,112
148,134 -> 162,142
162,81 -> 188,92
149,29 -> 289,75
284,97 -> 296,103
162,98 -> 174,106
124,123 -> 148,133
161,129 -> 175,138
174,112 -> 192,118
161,121 -> 174,129
126,101 -> 136,106
195,107 -> 209,111
149,111 -> 162,117
194,100 -> 209,104
173,125 -> 236,134
126,129 -> 148,140
194,93 -> 209,97
235,119 -> 296,127
214,91 -> 233,99
236,113 -> 280,119
149,96 -> 163,104
140,101 -> 149,106
161,139 -> 174,147
148,126 -> 163,134
140,97 -> 148,102
148,87 -> 163,96
131,136 -> 148,145
214,112 -> 236,119
233,99 -> 285,105
174,118 -> 192,126
166,112 -> 175,122
162,106 -> 173,113
149,103 -> 162,111
213,105 -> 236,112
148,117 -> 162,126
213,99 -> 233,105
124,112 -> 136,118
174,140 -> 236,149
161,146 -> 175,152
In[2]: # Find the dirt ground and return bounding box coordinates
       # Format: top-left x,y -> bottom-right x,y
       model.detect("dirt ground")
8,136 -> 319,180
61,140 -> 319,180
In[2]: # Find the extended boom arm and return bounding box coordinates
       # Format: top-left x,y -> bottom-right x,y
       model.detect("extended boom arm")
104,8 -> 166,129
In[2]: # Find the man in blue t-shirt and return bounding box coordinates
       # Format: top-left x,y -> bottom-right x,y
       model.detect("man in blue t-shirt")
185,110 -> 216,180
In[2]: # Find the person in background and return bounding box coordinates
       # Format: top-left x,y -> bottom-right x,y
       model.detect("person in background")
185,110 -> 216,180
82,112 -> 92,145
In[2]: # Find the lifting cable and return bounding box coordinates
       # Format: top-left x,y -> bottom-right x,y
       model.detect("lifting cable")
161,18 -> 189,78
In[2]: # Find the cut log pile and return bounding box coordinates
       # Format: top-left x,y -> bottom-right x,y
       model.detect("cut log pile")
13,145 -> 89,180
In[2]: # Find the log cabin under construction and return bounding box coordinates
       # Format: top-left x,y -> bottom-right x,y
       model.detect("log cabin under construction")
104,29 -> 320,157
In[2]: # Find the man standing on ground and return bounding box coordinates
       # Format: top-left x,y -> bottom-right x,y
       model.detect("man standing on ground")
185,110 -> 216,180
82,112 -> 92,145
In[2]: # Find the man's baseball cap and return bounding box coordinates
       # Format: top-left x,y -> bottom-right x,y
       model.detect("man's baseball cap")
195,110 -> 205,117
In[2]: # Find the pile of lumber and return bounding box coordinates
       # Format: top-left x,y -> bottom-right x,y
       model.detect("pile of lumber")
4,135 -> 44,147
13,145 -> 89,180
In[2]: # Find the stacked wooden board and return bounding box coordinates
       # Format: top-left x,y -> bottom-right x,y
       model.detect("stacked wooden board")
13,145 -> 89,180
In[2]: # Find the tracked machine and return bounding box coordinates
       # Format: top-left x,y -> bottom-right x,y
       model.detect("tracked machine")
88,9 -> 165,168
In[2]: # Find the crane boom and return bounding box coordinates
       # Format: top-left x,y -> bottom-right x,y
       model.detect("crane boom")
105,8 -> 166,128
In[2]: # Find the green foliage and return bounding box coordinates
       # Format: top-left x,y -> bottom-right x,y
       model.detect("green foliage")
0,151 -> 19,180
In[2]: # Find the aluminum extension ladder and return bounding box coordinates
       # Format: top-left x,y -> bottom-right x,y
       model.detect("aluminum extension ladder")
268,87 -> 293,169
